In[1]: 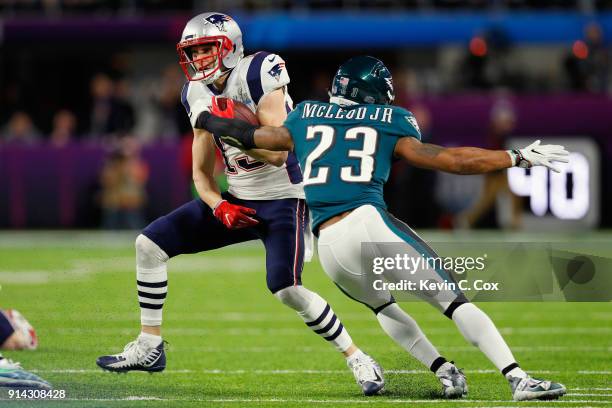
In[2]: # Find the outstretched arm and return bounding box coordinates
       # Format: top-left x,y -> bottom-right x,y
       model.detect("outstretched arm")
394,137 -> 569,175
246,88 -> 290,166
195,111 -> 294,151
252,126 -> 294,151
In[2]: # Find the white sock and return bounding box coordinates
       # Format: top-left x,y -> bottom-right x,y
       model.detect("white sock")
135,235 -> 169,327
507,367 -> 528,379
346,348 -> 366,364
376,303 -> 441,368
138,332 -> 162,347
452,303 -> 519,374
436,361 -> 455,375
282,287 -> 353,353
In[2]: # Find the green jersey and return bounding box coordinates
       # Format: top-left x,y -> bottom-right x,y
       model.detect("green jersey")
284,100 -> 421,231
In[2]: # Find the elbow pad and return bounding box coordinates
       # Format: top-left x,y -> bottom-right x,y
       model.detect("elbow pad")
195,111 -> 257,150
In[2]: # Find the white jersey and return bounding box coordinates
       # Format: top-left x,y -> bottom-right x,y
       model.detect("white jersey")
181,52 -> 304,200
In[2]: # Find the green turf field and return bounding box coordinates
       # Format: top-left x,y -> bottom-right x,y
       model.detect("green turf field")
0,231 -> 610,407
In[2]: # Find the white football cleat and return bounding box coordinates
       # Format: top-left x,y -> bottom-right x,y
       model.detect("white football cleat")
96,336 -> 166,373
347,353 -> 384,396
508,375 -> 566,401
435,361 -> 467,399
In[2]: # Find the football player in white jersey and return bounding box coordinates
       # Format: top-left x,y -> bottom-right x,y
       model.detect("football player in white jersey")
97,12 -> 384,396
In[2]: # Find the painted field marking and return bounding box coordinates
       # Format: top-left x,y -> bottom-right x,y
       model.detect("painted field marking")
12,397 -> 610,405
33,368 -> 610,375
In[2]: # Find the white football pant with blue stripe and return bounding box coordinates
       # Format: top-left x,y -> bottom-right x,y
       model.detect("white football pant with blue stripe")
317,204 -> 523,379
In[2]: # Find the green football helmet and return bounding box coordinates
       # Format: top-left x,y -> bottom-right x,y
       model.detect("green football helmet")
330,55 -> 395,105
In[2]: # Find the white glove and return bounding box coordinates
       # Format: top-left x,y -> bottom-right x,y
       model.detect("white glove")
508,140 -> 570,173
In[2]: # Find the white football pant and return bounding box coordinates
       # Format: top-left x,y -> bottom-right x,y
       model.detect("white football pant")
317,205 -> 464,312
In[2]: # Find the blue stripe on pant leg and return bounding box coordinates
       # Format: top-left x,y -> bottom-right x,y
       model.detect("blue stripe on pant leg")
375,208 -> 462,296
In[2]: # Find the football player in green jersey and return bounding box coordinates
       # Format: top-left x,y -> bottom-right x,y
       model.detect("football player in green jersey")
195,56 -> 569,401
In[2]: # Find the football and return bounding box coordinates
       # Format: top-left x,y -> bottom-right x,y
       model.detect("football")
215,97 -> 259,125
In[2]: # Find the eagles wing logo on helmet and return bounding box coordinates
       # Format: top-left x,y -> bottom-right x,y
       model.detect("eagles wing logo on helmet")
384,77 -> 394,92
204,14 -> 231,32
384,78 -> 395,103
267,62 -> 286,82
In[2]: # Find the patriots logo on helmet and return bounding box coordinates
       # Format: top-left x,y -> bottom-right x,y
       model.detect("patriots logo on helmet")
268,62 -> 286,82
205,14 -> 231,32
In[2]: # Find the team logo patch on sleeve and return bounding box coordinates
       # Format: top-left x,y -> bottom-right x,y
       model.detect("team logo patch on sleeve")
268,62 -> 286,82
204,14 -> 231,32
405,115 -> 421,134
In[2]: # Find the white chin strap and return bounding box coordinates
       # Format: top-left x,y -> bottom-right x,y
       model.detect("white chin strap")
200,67 -> 225,84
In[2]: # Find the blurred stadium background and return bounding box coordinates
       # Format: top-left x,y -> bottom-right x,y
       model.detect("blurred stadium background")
1,0 -> 611,231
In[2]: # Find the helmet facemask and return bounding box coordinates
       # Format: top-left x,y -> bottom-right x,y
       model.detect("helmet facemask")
177,36 -> 233,83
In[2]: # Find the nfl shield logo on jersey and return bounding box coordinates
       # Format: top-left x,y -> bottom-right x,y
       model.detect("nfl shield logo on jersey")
204,14 -> 231,32
268,62 -> 286,82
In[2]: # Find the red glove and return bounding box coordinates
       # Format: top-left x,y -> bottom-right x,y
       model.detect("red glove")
213,200 -> 259,229
210,96 -> 235,118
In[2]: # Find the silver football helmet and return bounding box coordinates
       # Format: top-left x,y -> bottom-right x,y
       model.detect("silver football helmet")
177,12 -> 244,83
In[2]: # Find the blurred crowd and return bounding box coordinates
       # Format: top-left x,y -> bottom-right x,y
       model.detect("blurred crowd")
2,0 -> 611,14
99,137 -> 149,230
1,65 -> 191,148
0,14 -> 609,230
2,22 -> 609,147
0,59 -> 194,229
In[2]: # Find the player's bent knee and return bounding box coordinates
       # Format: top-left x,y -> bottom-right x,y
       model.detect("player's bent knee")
273,286 -> 313,312
443,293 -> 470,319
135,234 -> 169,268
1,331 -> 27,350
372,300 -> 396,315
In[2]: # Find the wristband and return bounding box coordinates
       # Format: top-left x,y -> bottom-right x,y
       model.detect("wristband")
507,149 -> 530,168
195,111 -> 258,150
506,150 -> 517,166
212,199 -> 227,213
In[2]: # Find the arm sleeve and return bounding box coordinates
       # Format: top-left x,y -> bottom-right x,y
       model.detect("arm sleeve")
247,52 -> 290,105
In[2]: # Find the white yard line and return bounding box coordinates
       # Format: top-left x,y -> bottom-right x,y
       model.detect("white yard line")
16,397 -> 612,405
0,255 -> 265,283
52,326 -> 612,336
126,345 -> 612,353
573,388 -> 612,391
33,368 -> 609,375
0,231 -> 264,249
42,311 -> 612,322
46,345 -> 611,354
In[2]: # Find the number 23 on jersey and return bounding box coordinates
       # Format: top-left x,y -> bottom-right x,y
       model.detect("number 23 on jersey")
303,125 -> 378,185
